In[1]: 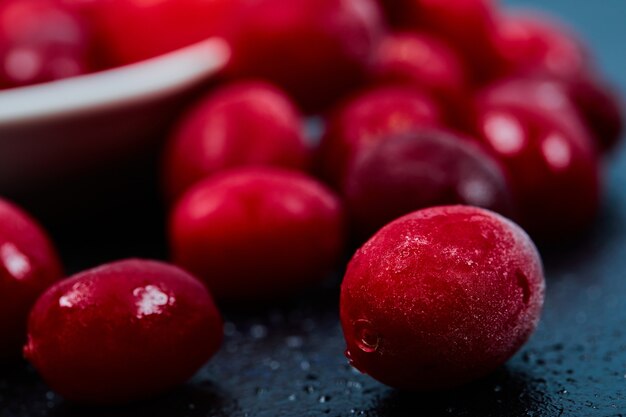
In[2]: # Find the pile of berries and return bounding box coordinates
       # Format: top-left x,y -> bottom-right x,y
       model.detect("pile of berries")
1,0 -> 623,406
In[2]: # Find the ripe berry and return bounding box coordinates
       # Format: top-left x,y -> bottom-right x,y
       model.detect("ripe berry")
170,168 -> 344,303
369,32 -> 471,129
480,75 -> 623,154
0,199 -> 62,363
227,0 -> 384,111
25,259 -> 222,404
90,0 -> 246,66
0,0 -> 91,88
163,81 -> 310,201
392,0 -> 503,84
341,205 -> 545,390
494,12 -> 591,80
344,131 -> 514,240
317,87 -> 443,188
474,97 -> 600,240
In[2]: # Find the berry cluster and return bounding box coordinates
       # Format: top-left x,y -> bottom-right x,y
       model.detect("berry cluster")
1,0 -> 623,406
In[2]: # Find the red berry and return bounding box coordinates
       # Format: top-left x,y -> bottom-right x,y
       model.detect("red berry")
481,75 -> 623,154
0,199 -> 62,362
394,0 -> 503,84
494,12 -> 591,80
170,168 -> 345,303
474,96 -> 600,240
227,0 -> 384,111
0,0 -> 92,88
369,32 -> 472,129
340,205 -> 545,390
344,131 -> 514,239
24,259 -> 222,404
317,87 -> 443,188
90,0 -> 246,65
566,76 -> 623,153
163,81 -> 310,201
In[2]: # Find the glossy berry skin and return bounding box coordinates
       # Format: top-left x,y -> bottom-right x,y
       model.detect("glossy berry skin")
25,259 -> 222,404
566,76 -> 624,153
0,199 -> 62,363
340,205 -> 545,390
227,0 -> 384,111
163,81 -> 310,201
390,0 -> 502,83
317,87 -> 443,188
0,0 -> 91,88
344,131 -> 514,240
494,12 -> 591,81
90,0 -> 246,66
474,98 -> 600,240
170,168 -> 344,303
480,76 -> 623,154
369,32 -> 472,129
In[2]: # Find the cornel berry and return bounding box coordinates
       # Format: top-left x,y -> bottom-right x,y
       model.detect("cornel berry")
344,131 -> 514,240
340,205 -> 545,390
474,94 -> 601,240
0,199 -> 62,363
227,0 -> 384,111
25,259 -> 222,404
163,81 -> 310,201
317,86 -> 443,188
0,0 -> 92,88
369,32 -> 472,130
170,168 -> 344,303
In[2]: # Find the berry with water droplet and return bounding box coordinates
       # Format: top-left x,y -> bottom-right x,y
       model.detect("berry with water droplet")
0,198 -> 62,362
340,205 -> 545,390
24,259 -> 222,404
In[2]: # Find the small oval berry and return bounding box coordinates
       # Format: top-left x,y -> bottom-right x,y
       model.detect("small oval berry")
494,12 -> 592,81
24,259 -> 222,404
226,0 -> 385,111
340,205 -> 545,390
344,131 -> 514,240
317,86 -> 443,188
0,199 -> 62,363
163,81 -> 310,201
170,168 -> 345,303
473,98 -> 600,240
0,0 -> 92,88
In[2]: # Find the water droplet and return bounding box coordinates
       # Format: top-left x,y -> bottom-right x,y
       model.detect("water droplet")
353,319 -> 380,353
288,394 -> 296,401
319,395 -> 330,403
300,360 -> 311,371
269,360 -> 280,370
558,389 -> 568,395
493,385 -> 502,393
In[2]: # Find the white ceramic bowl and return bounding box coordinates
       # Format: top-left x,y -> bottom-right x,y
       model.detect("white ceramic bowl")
0,38 -> 230,193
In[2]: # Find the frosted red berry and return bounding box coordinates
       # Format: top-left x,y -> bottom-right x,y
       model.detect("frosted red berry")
344,131 -> 514,239
474,97 -> 600,240
170,168 -> 344,303
24,259 -> 222,404
227,0 -> 384,111
0,0 -> 91,88
163,81 -> 310,201
0,199 -> 62,363
340,205 -> 545,390
317,87 -> 443,188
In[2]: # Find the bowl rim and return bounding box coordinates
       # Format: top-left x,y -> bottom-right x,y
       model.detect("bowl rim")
0,37 -> 230,127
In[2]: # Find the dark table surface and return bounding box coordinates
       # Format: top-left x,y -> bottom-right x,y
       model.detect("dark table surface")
1,0 -> 626,416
